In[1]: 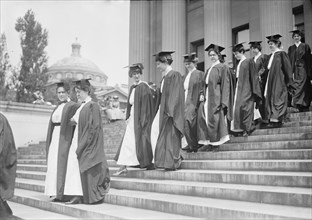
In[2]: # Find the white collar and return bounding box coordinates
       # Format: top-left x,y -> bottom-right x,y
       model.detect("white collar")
188,67 -> 196,74
254,52 -> 261,62
162,66 -> 173,77
295,42 -> 301,47
211,60 -> 220,67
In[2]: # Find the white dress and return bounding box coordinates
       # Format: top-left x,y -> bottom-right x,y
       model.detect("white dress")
117,87 -> 139,166
63,98 -> 91,196
44,103 -> 65,196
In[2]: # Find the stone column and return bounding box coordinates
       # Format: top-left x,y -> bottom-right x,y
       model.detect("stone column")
129,0 -> 151,83
203,0 -> 231,69
258,0 -> 293,54
161,0 -> 186,75
304,0 -> 312,47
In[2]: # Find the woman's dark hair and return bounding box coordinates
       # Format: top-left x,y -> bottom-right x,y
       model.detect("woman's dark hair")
155,55 -> 173,65
208,48 -> 221,61
250,44 -> 262,52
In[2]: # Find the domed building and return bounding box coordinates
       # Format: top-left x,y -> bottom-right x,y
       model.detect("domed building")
46,40 -> 108,90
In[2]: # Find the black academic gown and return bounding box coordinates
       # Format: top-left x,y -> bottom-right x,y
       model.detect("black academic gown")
45,101 -> 80,201
76,101 -> 110,204
288,43 -> 312,108
183,69 -> 205,149
231,58 -> 261,133
264,51 -> 294,122
155,70 -> 184,170
250,54 -> 269,118
197,63 -> 234,144
0,113 -> 16,217
114,82 -> 156,168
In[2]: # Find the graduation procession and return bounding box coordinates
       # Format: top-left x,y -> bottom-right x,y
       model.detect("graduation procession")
1,0 -> 312,219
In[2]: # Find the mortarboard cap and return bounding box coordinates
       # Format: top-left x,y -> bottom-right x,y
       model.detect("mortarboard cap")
154,51 -> 175,62
125,63 -> 144,76
73,78 -> 91,90
266,34 -> 282,43
183,52 -> 198,63
248,41 -> 262,46
290,30 -> 302,35
231,42 -> 246,52
205,44 -> 225,53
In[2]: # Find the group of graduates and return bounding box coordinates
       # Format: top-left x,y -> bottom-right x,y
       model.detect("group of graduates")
0,29 -> 311,217
114,30 -> 311,175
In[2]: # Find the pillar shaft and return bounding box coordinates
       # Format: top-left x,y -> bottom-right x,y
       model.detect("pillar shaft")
161,0 -> 186,75
304,0 -> 312,47
129,0 -> 150,84
204,0 -> 231,69
258,0 -> 293,54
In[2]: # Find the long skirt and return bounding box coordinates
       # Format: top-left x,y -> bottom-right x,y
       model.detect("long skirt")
63,128 -> 83,196
117,108 -> 139,166
44,126 -> 60,196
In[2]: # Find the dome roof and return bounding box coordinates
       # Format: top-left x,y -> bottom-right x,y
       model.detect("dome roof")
47,41 -> 107,80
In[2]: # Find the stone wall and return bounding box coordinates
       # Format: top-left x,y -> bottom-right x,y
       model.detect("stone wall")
0,101 -> 126,150
0,101 -> 53,147
103,120 -> 127,152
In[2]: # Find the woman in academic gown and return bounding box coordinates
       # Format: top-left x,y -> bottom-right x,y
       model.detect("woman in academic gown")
151,51 -> 184,171
263,34 -> 295,128
114,63 -> 157,175
230,43 -> 261,136
0,112 -> 17,218
182,53 -> 205,153
45,82 -> 79,202
249,41 -> 268,122
64,79 -> 110,204
197,44 -> 234,151
288,30 -> 312,112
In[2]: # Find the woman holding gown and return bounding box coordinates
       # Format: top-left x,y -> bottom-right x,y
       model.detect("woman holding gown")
197,44 -> 234,152
114,63 -> 156,175
64,79 -> 110,204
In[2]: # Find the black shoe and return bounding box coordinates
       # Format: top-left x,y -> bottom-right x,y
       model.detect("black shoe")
65,196 -> 82,205
212,146 -> 220,152
198,145 -> 212,152
186,148 -> 198,153
182,145 -> 190,151
51,198 -> 62,202
146,163 -> 155,170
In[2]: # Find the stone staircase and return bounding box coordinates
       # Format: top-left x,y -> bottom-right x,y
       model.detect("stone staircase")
11,112 -> 312,219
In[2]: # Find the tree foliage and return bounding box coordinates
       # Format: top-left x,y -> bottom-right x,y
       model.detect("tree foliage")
15,9 -> 49,103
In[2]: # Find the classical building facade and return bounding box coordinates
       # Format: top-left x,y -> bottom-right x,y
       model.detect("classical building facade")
129,0 -> 312,84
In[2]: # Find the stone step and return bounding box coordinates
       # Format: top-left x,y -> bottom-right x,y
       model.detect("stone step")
15,172 -> 311,207
229,132 -> 312,143
17,165 -> 312,188
182,149 -> 312,160
13,179 -> 311,219
17,147 -> 117,155
7,201 -> 78,219
11,188 -> 196,220
17,154 -> 46,160
288,111 -> 312,118
221,139 -> 312,151
108,167 -> 312,188
281,120 -> 312,127
108,159 -> 312,172
110,177 -> 311,207
252,125 -> 311,136
17,164 -> 47,172
180,159 -> 312,172
18,159 -> 46,165
96,189 -> 312,219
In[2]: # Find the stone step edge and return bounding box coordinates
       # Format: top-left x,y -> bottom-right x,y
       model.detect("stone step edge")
14,177 -> 312,208
11,188 -> 196,220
